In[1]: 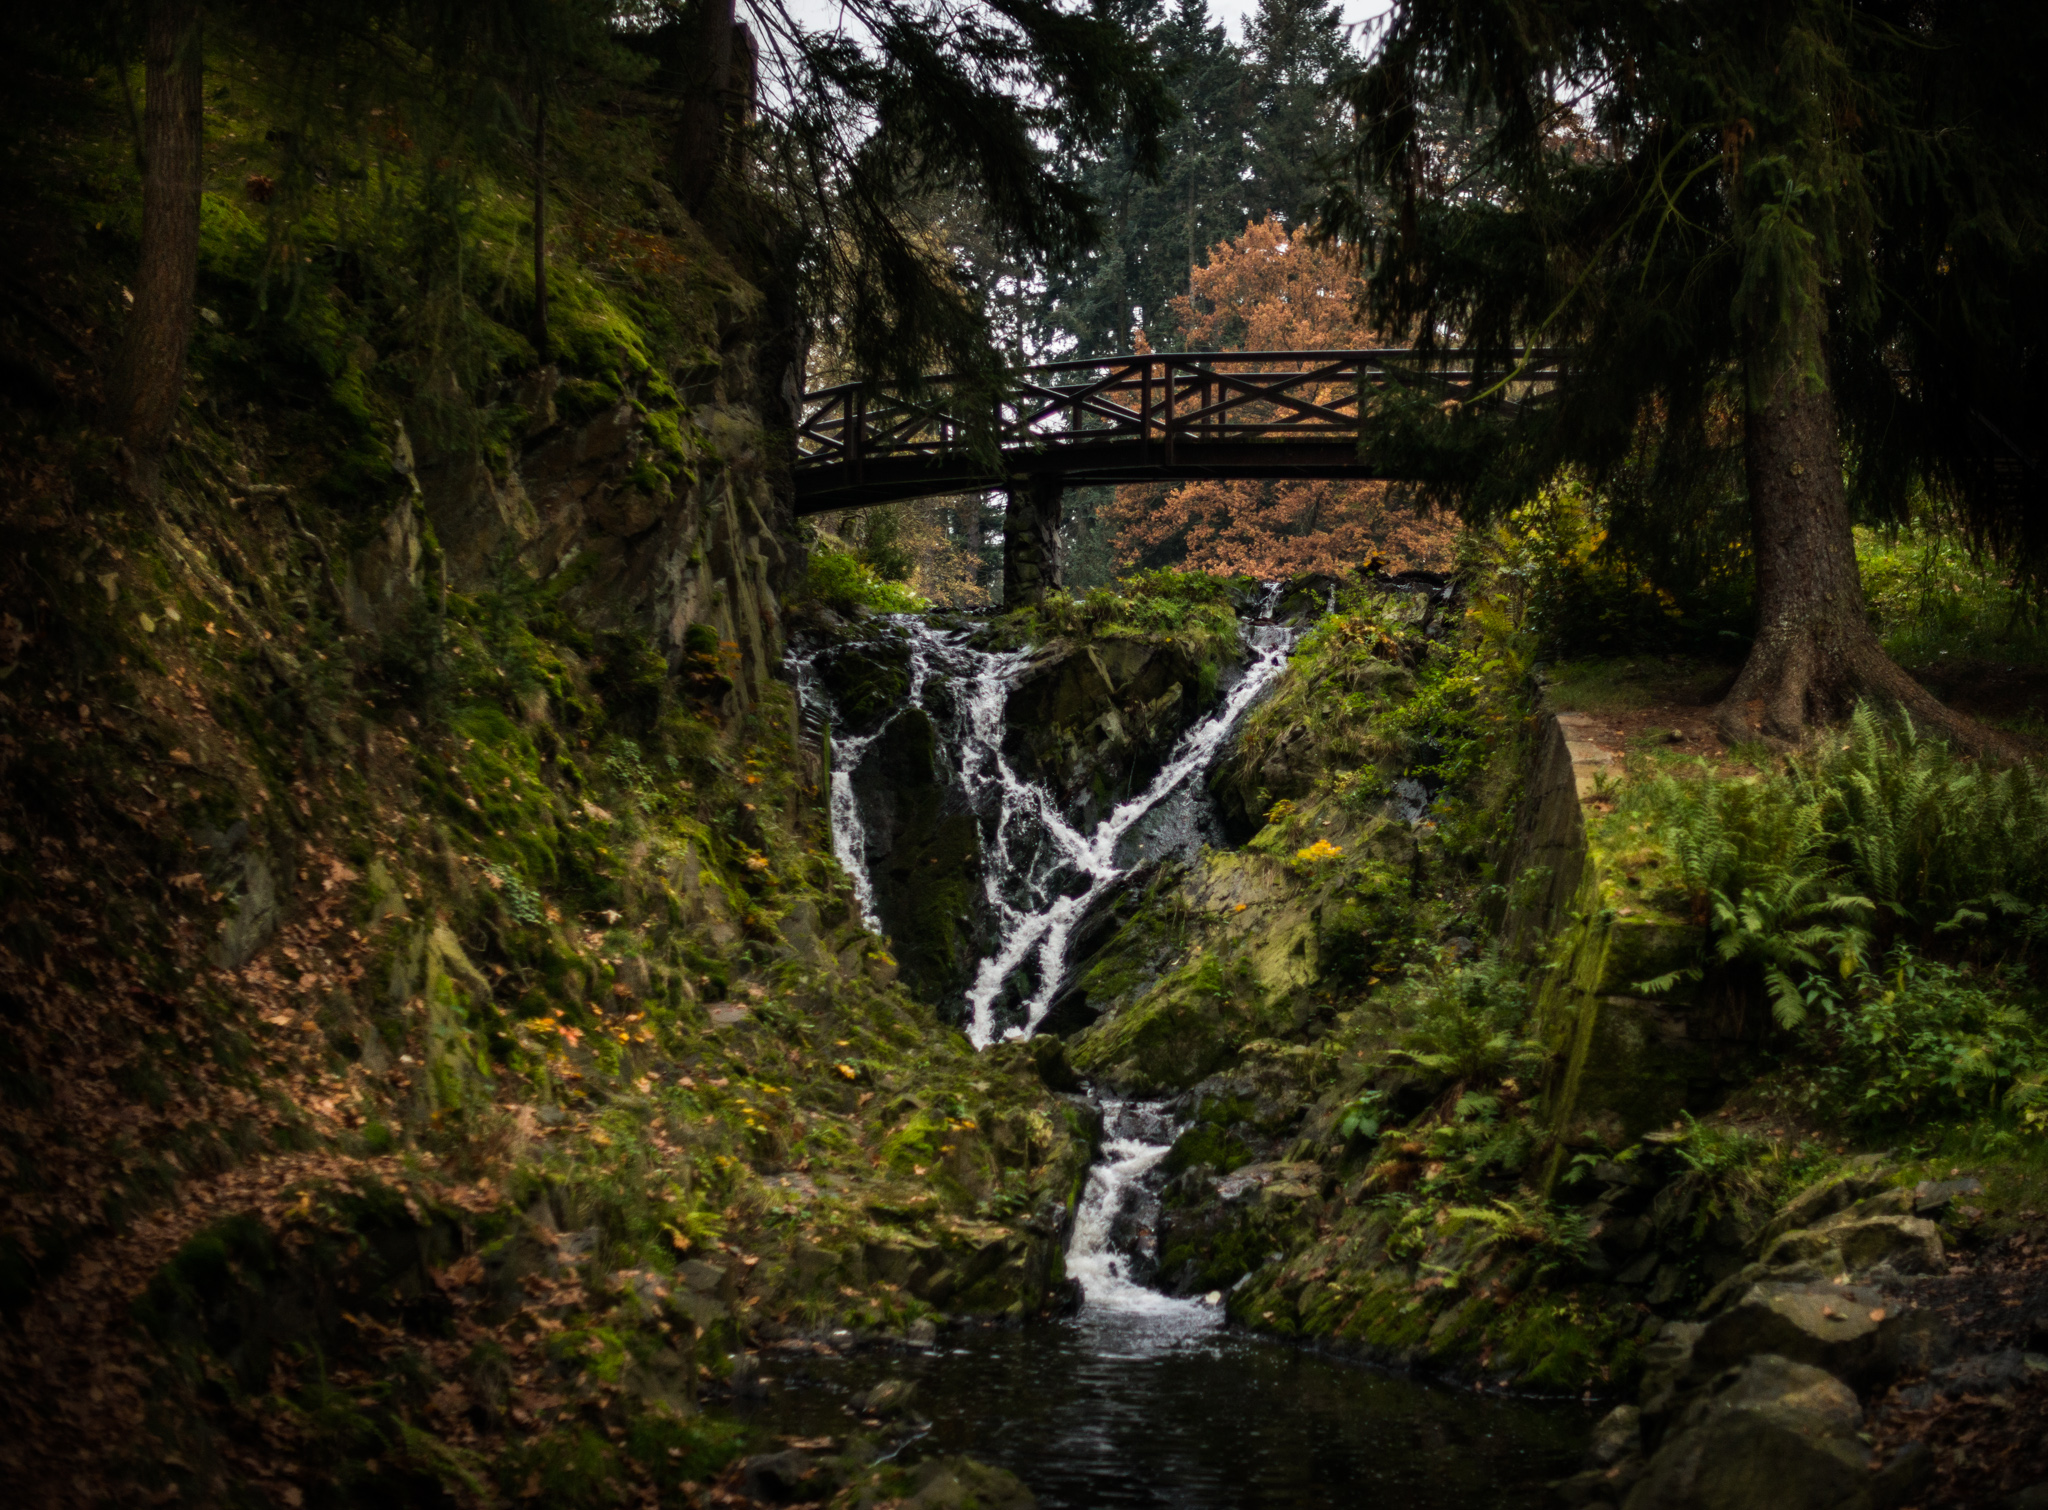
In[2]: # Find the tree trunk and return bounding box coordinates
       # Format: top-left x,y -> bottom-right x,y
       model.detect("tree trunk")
671,0 -> 736,214
1717,334 -> 2013,756
532,93 -> 549,362
106,0 -> 203,457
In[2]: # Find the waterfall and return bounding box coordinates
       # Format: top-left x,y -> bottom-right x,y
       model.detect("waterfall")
790,629 -> 992,931
794,588 -> 1297,1044
1061,1099 -> 1219,1338
959,617 -> 1293,1045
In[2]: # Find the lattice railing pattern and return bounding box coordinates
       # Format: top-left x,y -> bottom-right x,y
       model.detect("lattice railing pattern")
795,349 -> 1564,477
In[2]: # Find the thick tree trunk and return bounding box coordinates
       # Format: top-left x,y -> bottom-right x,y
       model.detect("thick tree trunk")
672,0 -> 736,214
106,0 -> 203,456
1717,337 -> 2013,756
532,94 -> 549,362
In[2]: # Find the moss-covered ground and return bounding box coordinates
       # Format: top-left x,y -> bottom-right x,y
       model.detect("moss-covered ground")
1053,534 -> 2048,1401
0,40 -> 1089,1509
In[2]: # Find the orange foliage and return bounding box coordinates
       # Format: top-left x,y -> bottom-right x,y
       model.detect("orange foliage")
1104,219 -> 1460,578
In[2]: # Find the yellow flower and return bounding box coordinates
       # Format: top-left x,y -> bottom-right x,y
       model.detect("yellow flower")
1294,838 -> 1344,864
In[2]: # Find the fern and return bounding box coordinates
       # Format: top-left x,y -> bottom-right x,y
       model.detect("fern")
1819,704 -> 2048,935
1640,759 -> 1828,909
1706,874 -> 1871,1029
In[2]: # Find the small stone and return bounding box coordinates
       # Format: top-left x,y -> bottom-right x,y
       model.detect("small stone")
856,1377 -> 919,1416
1589,1404 -> 1642,1467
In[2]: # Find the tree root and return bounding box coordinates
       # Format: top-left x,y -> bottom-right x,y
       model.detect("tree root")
1713,622 -> 2022,761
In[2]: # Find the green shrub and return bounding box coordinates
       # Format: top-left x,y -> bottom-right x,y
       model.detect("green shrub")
1802,947 -> 2048,1126
1023,569 -> 1247,653
806,548 -> 927,614
1391,947 -> 1543,1086
1484,470 -> 1750,659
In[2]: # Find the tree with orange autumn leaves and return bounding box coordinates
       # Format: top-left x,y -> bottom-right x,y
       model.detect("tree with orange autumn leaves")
1104,219 -> 1459,577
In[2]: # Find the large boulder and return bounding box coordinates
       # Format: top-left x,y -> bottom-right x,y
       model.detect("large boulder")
1760,1212 -> 1945,1278
854,707 -> 982,1001
1003,636 -> 1221,826
1689,1281 -> 1958,1391
1622,1355 -> 1872,1510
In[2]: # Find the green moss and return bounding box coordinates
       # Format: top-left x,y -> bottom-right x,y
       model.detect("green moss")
1162,1121 -> 1256,1177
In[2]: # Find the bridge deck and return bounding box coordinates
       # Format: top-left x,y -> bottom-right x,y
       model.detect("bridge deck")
792,348 -> 1560,514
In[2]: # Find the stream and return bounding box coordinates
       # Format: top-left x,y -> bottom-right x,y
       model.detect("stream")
747,1095 -> 1591,1506
787,597 -> 1593,1503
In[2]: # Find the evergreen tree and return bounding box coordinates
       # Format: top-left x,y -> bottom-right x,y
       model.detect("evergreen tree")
1242,0 -> 1355,229
1042,0 -> 1251,356
46,0 -> 1172,468
1322,0 -> 2048,750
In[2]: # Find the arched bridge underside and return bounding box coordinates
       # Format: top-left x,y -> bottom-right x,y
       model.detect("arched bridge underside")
792,349 -> 1562,601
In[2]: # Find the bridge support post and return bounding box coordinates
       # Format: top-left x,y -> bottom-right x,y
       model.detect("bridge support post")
1002,474 -> 1063,607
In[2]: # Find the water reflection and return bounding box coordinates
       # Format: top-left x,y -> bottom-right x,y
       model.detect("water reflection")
756,1320 -> 1591,1509
760,1093 -> 1587,1507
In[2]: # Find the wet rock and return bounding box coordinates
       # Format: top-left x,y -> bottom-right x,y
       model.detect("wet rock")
854,705 -> 981,1001
807,634 -> 913,738
1029,1034 -> 1082,1092
899,1457 -> 1036,1510
1637,1322 -> 1704,1420
1003,636 -> 1221,826
1214,1160 -> 1321,1203
854,1377 -> 919,1417
741,1448 -> 823,1503
905,1316 -> 939,1348
1591,1404 -> 1644,1466
1556,1405 -> 1648,1507
1623,1355 -> 1870,1510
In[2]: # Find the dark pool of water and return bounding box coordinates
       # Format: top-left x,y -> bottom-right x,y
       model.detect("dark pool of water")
746,1301 -> 1594,1509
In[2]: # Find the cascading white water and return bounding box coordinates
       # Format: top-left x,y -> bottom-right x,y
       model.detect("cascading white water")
794,589 -> 1297,1045
1061,1100 -> 1219,1337
959,616 -> 1294,1045
789,629 -> 978,930
793,590 -> 1305,1322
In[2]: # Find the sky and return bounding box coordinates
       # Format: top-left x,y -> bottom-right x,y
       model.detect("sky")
1210,0 -> 1392,47
774,0 -> 1396,55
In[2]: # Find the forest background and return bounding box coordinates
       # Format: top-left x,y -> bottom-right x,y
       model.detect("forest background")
834,0 -> 1461,601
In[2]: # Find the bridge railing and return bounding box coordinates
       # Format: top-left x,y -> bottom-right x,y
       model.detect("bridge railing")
795,348 -> 1565,477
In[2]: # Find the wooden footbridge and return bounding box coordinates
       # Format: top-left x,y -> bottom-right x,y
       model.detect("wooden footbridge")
792,348 -> 1562,601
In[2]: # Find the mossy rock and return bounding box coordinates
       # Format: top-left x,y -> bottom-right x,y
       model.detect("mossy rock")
854,708 -> 983,1003
1066,959 -> 1248,1094
813,635 -> 914,738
